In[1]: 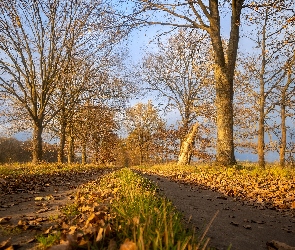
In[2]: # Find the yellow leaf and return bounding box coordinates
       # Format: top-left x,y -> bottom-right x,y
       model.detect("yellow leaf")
120,239 -> 137,250
85,213 -> 98,227
0,217 -> 12,224
34,197 -> 45,201
81,205 -> 92,212
96,227 -> 104,242
78,238 -> 88,247
68,226 -> 77,235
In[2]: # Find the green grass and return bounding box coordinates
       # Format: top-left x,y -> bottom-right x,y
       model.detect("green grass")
0,164 -> 213,249
61,203 -> 80,217
36,231 -> 61,249
98,169 -> 206,250
0,225 -> 22,236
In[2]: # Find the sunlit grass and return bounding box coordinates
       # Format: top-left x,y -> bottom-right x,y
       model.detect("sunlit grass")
0,162 -> 113,177
98,169 -> 206,249
36,231 -> 61,249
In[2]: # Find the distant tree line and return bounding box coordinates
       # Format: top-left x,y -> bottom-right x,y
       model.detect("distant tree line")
0,137 -> 57,163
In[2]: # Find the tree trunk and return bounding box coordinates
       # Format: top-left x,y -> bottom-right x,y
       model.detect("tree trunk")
67,128 -> 75,164
279,68 -> 292,167
215,67 -> 236,165
57,123 -> 66,163
258,95 -> 265,168
279,98 -> 286,167
258,72 -> 265,168
32,122 -> 43,164
208,0 -> 243,166
81,143 -> 87,164
258,13 -> 267,169
178,122 -> 198,165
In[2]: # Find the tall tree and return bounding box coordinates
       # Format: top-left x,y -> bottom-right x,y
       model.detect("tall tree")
125,101 -> 165,165
122,0 -> 245,165
141,29 -> 214,164
0,0 -> 123,163
240,1 -> 295,167
278,53 -> 295,167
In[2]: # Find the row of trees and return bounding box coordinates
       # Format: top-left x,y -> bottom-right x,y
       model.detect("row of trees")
122,0 -> 295,167
0,0 -> 131,164
0,0 -> 294,167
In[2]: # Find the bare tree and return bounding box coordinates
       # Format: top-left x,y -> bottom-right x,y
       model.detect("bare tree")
140,28 -> 215,164
120,0 -> 246,165
0,0 -> 125,164
239,2 -> 295,167
278,53 -> 295,167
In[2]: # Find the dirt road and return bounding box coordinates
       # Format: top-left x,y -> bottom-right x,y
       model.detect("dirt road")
143,173 -> 295,250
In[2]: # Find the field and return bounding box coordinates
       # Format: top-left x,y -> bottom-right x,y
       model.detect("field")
0,162 -> 295,249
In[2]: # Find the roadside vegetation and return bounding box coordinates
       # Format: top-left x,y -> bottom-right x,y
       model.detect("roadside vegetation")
0,164 -> 210,249
0,163 -> 109,177
44,168 -> 206,249
133,163 -> 295,211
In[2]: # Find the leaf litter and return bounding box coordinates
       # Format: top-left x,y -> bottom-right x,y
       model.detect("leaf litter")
0,166 -> 117,249
134,164 -> 295,250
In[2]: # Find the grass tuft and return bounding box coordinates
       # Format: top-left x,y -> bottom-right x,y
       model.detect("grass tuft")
36,231 -> 61,249
99,169 -> 204,249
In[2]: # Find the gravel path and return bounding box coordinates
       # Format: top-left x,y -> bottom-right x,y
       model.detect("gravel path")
143,173 -> 295,250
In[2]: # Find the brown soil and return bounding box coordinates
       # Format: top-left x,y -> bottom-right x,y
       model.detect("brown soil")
142,173 -> 295,250
0,169 -> 113,249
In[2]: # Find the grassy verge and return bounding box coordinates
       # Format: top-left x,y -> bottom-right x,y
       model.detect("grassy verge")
132,163 -> 295,211
35,168 -> 206,249
0,162 -> 111,177
99,169 -> 204,249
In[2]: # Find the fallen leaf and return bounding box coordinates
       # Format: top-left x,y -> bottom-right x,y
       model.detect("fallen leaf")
85,213 -> 98,227
34,197 -> 45,201
78,238 -> 88,247
120,239 -> 137,250
25,238 -> 36,244
61,222 -> 69,230
36,207 -> 49,213
266,240 -> 295,250
0,239 -> 11,249
44,226 -> 53,235
81,205 -> 92,212
96,227 -> 104,242
68,226 -> 77,235
18,220 -> 27,226
0,217 -> 12,224
230,221 -> 239,227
